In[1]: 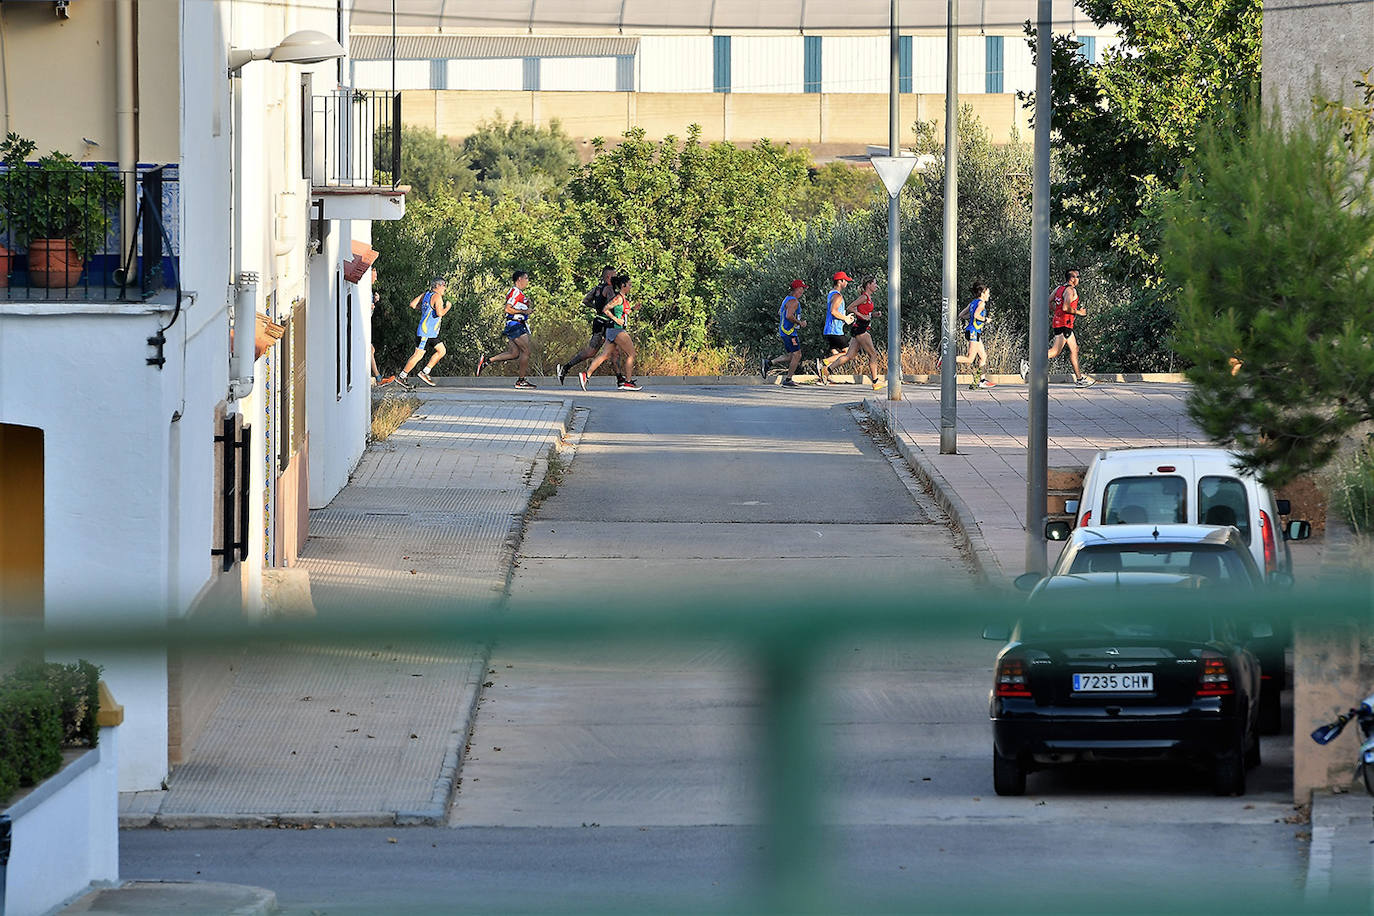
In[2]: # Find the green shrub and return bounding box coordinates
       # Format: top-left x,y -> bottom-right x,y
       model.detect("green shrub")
1332,438 -> 1374,535
0,659 -> 101,804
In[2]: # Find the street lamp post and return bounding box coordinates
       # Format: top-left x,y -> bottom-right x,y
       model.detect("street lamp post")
1025,0 -> 1053,575
938,0 -> 959,453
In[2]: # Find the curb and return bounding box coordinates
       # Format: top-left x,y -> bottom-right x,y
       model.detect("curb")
375,372 -> 1192,391
863,398 -> 1009,591
59,880 -> 277,915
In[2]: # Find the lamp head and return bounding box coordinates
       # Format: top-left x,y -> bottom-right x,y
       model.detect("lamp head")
228,30 -> 346,74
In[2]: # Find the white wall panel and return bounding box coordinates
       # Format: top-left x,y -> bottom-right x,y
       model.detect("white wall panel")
446,57 -> 524,90
958,36 -> 986,95
541,56 -> 620,91
352,59 -> 432,89
638,36 -> 713,92
909,36 -> 945,92
820,36 -> 887,93
1003,36 -> 1035,95
732,36 -> 804,93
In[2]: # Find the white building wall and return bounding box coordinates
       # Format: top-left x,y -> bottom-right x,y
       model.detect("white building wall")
352,58 -> 432,89
447,57 -> 523,90
732,36 -> 804,93
820,36 -> 887,93
907,36 -> 988,94
1003,35 -> 1036,95
638,36 -> 713,92
541,56 -> 619,91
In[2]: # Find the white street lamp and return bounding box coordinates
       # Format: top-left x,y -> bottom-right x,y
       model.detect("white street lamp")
228,30 -> 346,75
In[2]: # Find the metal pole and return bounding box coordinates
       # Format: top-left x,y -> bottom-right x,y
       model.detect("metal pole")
1026,0 -> 1053,575
938,0 -> 959,453
886,0 -> 903,399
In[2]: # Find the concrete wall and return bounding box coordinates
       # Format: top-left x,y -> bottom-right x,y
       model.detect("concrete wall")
1262,0 -> 1374,118
405,89 -> 1032,145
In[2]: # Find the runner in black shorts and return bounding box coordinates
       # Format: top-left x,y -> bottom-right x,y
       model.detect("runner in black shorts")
556,266 -> 623,386
816,271 -> 853,383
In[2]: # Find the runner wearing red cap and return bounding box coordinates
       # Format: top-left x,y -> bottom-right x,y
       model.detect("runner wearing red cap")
761,280 -> 809,388
817,271 -> 852,383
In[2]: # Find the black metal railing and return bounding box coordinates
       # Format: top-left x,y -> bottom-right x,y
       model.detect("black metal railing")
0,166 -> 180,302
307,89 -> 401,189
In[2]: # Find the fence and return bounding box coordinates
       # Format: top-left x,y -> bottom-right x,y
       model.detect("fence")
308,89 -> 401,189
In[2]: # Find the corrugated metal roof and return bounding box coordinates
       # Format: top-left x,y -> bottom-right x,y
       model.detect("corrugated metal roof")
350,35 -> 640,60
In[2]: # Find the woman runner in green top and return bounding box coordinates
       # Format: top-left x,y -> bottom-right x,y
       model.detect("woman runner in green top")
579,275 -> 641,391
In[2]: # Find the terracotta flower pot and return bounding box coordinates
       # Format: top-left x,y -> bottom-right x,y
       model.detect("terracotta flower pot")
28,238 -> 84,289
255,312 -> 286,359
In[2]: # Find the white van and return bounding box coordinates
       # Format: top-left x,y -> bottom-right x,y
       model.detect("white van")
1068,447 -> 1310,580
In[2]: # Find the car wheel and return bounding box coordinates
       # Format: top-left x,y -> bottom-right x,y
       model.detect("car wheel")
1258,688 -> 1282,736
1213,737 -> 1247,796
993,750 -> 1026,797
1244,727 -> 1261,770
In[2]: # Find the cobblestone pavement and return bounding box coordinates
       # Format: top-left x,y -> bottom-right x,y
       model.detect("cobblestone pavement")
119,396 -> 572,827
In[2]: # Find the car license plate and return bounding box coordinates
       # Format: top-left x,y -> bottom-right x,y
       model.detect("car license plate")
1072,673 -> 1153,692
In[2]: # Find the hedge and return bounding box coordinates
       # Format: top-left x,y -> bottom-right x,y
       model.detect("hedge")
0,660 -> 101,805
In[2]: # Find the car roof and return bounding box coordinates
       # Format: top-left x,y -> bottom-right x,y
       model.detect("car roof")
1036,572 -> 1202,591
1091,446 -> 1251,470
1065,524 -> 1242,548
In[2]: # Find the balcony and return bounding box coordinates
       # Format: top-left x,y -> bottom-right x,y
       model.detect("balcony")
0,165 -> 179,305
307,89 -> 407,222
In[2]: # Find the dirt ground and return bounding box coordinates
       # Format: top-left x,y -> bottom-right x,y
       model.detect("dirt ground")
1277,474 -> 1329,538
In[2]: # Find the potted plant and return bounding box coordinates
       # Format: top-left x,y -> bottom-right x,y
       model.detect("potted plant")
0,132 -> 123,288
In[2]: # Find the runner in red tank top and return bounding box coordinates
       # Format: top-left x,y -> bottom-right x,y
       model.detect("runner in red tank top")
1021,267 -> 1094,387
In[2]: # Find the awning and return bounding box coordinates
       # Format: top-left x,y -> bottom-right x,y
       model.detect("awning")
351,0 -> 1094,36
350,35 -> 641,60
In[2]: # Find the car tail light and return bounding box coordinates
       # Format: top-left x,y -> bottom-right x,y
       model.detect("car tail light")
1259,510 -> 1277,575
996,657 -> 1033,698
1079,510 -> 1092,527
1196,652 -> 1235,697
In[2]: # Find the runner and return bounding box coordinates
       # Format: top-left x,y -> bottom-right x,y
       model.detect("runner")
387,278 -> 448,389
955,283 -> 996,390
816,271 -> 853,382
578,274 -> 642,391
1022,268 -> 1094,387
819,276 -> 884,390
476,270 -> 537,389
555,266 -> 624,386
761,280 -> 808,388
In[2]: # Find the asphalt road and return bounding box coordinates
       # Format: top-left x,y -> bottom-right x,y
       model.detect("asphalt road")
121,385 -> 1311,913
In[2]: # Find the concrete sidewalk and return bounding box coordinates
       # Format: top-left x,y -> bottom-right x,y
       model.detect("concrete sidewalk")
119,393 -> 574,828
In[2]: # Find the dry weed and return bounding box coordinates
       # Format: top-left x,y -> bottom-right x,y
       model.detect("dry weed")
370,390 -> 420,442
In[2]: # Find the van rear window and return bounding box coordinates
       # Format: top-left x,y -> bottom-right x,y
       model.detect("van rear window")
1101,476 -> 1186,525
1198,475 -> 1251,544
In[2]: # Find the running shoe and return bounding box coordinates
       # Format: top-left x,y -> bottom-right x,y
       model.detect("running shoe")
416,370 -> 436,387
578,371 -> 589,392
616,374 -> 626,386
872,378 -> 886,390
978,378 -> 997,389
475,354 -> 487,377
818,360 -> 831,385
515,378 -> 537,389
760,356 -> 770,379
556,363 -> 567,385
935,356 -> 942,373
618,380 -> 642,391
394,375 -> 415,390
781,378 -> 798,388
1075,375 -> 1096,388
1019,358 -> 1030,381
378,375 -> 398,387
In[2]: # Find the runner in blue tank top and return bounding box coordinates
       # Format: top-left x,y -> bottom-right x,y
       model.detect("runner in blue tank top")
818,271 -> 853,381
954,282 -> 995,389
761,280 -> 809,387
386,278 -> 449,388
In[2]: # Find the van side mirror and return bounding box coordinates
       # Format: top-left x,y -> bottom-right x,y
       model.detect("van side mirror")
1249,621 -> 1275,640
1285,520 -> 1311,541
1276,499 -> 1292,516
1064,499 -> 1080,516
982,624 -> 1012,641
1013,572 -> 1043,592
1045,521 -> 1071,541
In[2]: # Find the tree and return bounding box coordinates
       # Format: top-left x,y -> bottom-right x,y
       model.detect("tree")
461,116 -> 579,202
1036,0 -> 1262,283
1162,104 -> 1374,485
393,126 -> 476,200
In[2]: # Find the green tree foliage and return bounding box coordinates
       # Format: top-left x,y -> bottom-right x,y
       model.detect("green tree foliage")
394,125 -> 476,200
1163,105 -> 1374,485
1039,0 -> 1262,282
461,116 -> 579,202
568,126 -> 810,349
791,161 -> 885,222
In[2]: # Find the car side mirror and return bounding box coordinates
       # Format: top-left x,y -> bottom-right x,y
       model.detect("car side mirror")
1064,499 -> 1080,516
1268,571 -> 1295,590
1285,520 -> 1311,541
982,624 -> 1011,641
1013,572 -> 1043,592
1045,521 -> 1071,541
1249,621 -> 1275,640
1276,499 -> 1292,516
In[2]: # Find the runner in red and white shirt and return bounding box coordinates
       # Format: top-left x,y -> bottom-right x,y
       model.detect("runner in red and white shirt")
477,270 -> 537,388
1022,267 -> 1094,388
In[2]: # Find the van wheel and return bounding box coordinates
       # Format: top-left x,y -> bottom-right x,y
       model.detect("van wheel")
993,750 -> 1026,796
1213,738 -> 1247,796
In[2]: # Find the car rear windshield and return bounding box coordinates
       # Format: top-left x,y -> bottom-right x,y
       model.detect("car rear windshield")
1101,475 -> 1186,525
1066,544 -> 1255,586
1021,610 -> 1218,642
1198,475 -> 1251,544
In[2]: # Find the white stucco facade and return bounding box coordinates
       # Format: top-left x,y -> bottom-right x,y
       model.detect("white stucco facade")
0,0 -> 394,791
